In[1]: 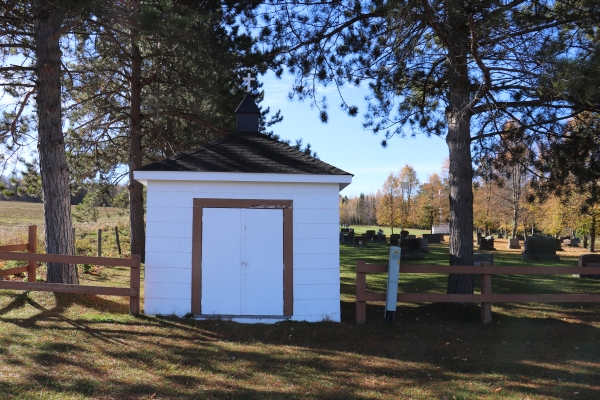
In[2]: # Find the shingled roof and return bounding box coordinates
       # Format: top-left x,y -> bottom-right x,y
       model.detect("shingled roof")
136,131 -> 352,176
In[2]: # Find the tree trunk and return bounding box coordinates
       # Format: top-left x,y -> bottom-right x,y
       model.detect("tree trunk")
590,215 -> 596,253
129,13 -> 145,263
511,204 -> 519,239
445,4 -> 474,295
511,167 -> 521,239
35,3 -> 78,284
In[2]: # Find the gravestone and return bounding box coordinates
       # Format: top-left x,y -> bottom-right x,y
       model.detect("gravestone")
407,234 -> 416,239
508,238 -> 521,249
497,233 -> 504,239
399,238 -> 420,250
569,238 -> 580,247
554,238 -> 563,251
522,236 -> 560,261
365,230 -> 376,240
399,238 -> 425,260
517,234 -> 525,240
578,254 -> 600,279
389,234 -> 400,245
474,252 -> 494,269
353,234 -> 368,247
478,237 -> 495,251
340,228 -> 349,233
422,234 -> 442,244
373,234 -> 386,243
400,230 -> 409,237
341,233 -> 354,244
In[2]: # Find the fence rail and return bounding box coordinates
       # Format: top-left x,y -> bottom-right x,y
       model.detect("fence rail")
356,260 -> 600,324
0,225 -> 141,315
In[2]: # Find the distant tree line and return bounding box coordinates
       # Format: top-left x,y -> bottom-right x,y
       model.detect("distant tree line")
340,162 -> 450,233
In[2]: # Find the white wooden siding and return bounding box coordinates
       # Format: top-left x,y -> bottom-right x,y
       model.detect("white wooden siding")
143,180 -> 341,322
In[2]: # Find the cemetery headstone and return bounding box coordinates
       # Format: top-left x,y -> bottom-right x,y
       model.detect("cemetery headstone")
353,234 -> 368,247
365,230 -> 376,240
418,238 -> 429,252
497,233 -> 504,239
569,238 -> 580,247
407,234 -> 416,239
399,238 -> 425,260
478,237 -> 495,251
399,238 -> 420,250
554,238 -> 563,251
422,234 -> 442,244
400,230 -> 409,237
522,236 -> 560,261
373,229 -> 386,243
474,252 -> 494,271
517,234 -> 525,240
389,234 -> 400,245
578,254 -> 600,279
340,228 -> 349,233
342,233 -> 354,244
508,238 -> 521,249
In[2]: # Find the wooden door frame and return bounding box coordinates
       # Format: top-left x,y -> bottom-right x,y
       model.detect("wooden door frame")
192,198 -> 293,316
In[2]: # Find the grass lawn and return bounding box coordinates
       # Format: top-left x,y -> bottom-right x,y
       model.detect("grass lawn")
1,207 -> 600,398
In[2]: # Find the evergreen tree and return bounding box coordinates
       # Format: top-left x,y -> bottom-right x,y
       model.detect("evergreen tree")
63,0 -> 269,262
255,0 -> 597,294
0,0 -> 99,283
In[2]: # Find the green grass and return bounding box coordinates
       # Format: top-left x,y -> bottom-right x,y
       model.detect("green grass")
1,213 -> 600,398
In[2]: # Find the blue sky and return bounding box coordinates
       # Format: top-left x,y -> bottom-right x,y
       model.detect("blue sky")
0,67 -> 449,194
260,72 -> 449,197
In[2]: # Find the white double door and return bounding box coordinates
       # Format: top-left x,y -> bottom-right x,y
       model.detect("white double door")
201,207 -> 284,316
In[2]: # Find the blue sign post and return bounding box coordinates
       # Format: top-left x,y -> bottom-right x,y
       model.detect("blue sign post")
385,246 -> 401,324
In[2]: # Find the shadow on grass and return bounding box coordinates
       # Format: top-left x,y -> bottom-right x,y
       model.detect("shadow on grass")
0,241 -> 598,399
0,296 -> 597,399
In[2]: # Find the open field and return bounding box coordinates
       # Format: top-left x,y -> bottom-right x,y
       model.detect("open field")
1,211 -> 600,398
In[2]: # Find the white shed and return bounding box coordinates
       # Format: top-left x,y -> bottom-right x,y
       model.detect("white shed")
133,95 -> 352,323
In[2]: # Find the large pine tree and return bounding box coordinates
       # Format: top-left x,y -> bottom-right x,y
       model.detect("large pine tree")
255,0 -> 598,294
63,0 -> 268,261
0,0 -> 97,283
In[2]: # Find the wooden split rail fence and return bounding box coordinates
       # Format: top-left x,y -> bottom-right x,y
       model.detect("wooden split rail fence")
356,260 -> 600,324
0,225 -> 141,315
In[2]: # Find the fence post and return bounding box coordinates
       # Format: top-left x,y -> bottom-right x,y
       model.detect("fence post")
130,254 -> 141,315
97,229 -> 102,257
27,225 -> 37,283
356,260 -> 367,324
115,226 -> 122,255
481,272 -> 492,324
